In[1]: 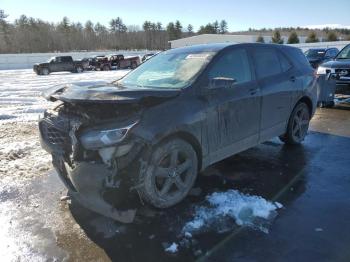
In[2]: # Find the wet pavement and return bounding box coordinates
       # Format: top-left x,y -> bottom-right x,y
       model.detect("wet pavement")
1,106 -> 350,262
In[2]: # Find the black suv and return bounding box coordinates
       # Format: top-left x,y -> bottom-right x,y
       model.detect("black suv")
39,43 -> 317,223
305,47 -> 339,69
316,44 -> 350,87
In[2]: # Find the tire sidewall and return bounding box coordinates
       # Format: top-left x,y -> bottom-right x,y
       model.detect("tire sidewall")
285,102 -> 310,144
41,68 -> 49,75
141,138 -> 198,208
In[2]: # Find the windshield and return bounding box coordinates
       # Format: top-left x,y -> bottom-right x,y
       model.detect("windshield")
336,45 -> 350,59
47,57 -> 55,63
305,49 -> 325,59
117,51 -> 215,89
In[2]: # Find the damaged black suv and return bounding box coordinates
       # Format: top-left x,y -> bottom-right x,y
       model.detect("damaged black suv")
39,43 -> 317,223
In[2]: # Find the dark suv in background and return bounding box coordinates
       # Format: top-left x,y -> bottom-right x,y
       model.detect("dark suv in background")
305,47 -> 339,69
33,56 -> 84,75
316,44 -> 350,88
39,43 -> 317,222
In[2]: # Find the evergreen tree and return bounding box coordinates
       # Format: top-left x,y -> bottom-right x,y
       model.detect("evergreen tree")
198,23 -> 216,34
305,31 -> 319,43
287,31 -> 300,44
256,35 -> 265,43
0,9 -> 10,51
187,24 -> 193,35
272,30 -> 284,44
213,20 -> 219,34
174,20 -> 182,38
219,20 -> 228,34
326,31 -> 338,42
166,22 -> 177,40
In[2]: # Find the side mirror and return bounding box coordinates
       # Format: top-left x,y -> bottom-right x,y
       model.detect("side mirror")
209,77 -> 237,89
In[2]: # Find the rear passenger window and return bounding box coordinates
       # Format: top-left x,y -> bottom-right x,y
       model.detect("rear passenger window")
254,48 -> 282,78
208,48 -> 252,84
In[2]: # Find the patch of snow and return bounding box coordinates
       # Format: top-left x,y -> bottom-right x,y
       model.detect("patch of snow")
165,242 -> 178,253
0,69 -> 129,123
183,190 -> 283,234
184,232 -> 192,238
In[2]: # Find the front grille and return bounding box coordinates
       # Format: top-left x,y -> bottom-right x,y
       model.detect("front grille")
40,113 -> 71,151
44,124 -> 67,145
335,68 -> 350,77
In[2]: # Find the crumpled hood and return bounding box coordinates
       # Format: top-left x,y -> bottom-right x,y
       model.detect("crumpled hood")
321,59 -> 350,68
43,81 -> 181,104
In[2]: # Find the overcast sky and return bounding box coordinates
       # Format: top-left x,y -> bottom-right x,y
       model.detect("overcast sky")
2,0 -> 350,31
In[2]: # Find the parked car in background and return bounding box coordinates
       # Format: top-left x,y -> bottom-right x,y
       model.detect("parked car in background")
109,54 -> 140,69
91,56 -> 111,71
141,53 -> 156,62
316,44 -> 350,88
39,43 -> 317,222
305,48 -> 339,69
33,56 -> 84,75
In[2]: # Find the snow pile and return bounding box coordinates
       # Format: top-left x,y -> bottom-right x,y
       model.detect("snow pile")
0,69 -> 129,123
165,243 -> 178,253
184,190 -> 283,234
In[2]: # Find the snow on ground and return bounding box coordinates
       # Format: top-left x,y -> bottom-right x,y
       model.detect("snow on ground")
0,69 -> 129,183
183,190 -> 283,234
0,69 -> 129,122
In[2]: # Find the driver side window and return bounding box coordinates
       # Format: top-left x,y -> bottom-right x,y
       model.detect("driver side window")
208,49 -> 252,84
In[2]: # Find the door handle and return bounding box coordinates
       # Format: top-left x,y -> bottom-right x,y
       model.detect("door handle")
249,88 -> 258,95
290,76 -> 296,82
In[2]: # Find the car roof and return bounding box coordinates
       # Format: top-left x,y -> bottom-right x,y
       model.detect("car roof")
166,43 -> 234,54
166,42 -> 301,54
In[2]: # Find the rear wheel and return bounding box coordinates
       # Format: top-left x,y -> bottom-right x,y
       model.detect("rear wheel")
139,138 -> 198,208
131,62 -> 137,69
102,65 -> 110,71
279,102 -> 310,145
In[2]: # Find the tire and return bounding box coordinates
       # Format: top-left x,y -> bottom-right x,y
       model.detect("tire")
131,62 -> 137,69
102,65 -> 110,71
279,102 -> 310,145
139,138 -> 198,208
76,66 -> 83,73
40,68 -> 49,75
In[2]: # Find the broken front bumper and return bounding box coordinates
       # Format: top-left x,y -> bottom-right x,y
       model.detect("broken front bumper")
39,115 -> 141,223
52,156 -> 136,223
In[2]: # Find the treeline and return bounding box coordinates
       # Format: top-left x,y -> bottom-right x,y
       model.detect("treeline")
1,8 -> 349,54
255,29 -> 349,45
0,9 -> 228,53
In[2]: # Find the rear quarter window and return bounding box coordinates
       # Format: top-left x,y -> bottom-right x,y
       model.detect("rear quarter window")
286,48 -> 311,69
253,48 -> 282,78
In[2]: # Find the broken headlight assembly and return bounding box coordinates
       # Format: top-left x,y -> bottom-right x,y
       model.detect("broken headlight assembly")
79,121 -> 138,150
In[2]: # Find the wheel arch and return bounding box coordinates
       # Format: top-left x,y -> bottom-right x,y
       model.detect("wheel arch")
152,131 -> 203,172
296,96 -> 313,116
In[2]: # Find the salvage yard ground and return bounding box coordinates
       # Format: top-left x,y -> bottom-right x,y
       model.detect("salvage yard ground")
1,69 -> 350,261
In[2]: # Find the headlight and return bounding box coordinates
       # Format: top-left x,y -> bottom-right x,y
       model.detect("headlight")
79,121 -> 138,149
316,66 -> 334,75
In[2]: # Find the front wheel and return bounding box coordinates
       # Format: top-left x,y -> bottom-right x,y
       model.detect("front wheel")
279,102 -> 310,145
40,68 -> 49,75
139,138 -> 198,208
